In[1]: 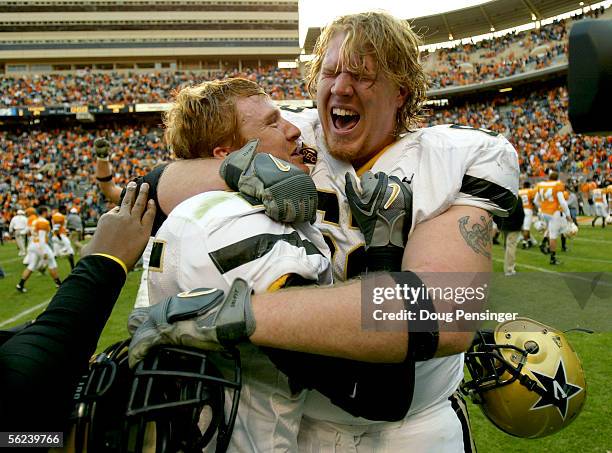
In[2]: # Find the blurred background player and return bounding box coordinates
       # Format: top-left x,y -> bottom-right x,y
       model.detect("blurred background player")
494,200 -> 525,276
51,205 -> 76,269
534,171 -> 571,265
9,209 -> 28,257
566,187 -> 580,226
518,181 -> 537,248
66,207 -> 84,255
591,183 -> 608,228
17,206 -> 62,292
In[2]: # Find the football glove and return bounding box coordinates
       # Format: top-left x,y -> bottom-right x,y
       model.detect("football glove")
93,138 -> 110,160
345,171 -> 413,271
219,139 -> 318,224
128,278 -> 255,368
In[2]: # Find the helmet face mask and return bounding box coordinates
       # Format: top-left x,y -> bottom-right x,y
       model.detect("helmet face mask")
462,318 -> 586,438
68,340 -> 241,453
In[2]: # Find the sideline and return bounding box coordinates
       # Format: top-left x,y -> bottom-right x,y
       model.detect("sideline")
0,299 -> 50,328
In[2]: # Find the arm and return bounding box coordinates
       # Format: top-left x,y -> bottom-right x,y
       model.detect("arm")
95,158 -> 122,204
249,205 -> 490,362
557,191 -> 571,217
93,138 -> 122,204
157,158 -> 226,214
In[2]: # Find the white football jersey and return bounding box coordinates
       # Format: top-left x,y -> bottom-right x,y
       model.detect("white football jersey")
148,190 -> 332,304
284,109 -> 520,424
147,190 -> 332,452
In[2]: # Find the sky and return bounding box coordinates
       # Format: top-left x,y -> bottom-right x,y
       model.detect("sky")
298,0 -> 492,46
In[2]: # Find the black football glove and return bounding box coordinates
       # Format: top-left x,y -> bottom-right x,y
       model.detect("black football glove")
345,171 -> 413,271
219,139 -> 318,224
93,138 -> 110,160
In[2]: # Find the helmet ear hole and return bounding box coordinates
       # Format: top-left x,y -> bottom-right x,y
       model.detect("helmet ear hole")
524,340 -> 539,354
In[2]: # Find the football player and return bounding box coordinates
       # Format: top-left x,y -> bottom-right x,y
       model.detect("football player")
139,78 -> 332,452
534,171 -> 571,264
129,11 -> 519,452
590,184 -> 608,228
51,205 -> 76,269
8,209 -> 27,257
16,206 -> 62,292
518,181 -> 538,248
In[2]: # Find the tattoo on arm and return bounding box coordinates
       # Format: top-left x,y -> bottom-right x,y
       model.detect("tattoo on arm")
458,215 -> 492,258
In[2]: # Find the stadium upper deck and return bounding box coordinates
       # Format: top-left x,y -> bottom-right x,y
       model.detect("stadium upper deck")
0,0 -> 299,71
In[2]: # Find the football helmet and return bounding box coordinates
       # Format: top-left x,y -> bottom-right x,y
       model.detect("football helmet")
68,339 -> 241,452
533,219 -> 546,233
563,221 -> 579,238
462,318 -> 586,438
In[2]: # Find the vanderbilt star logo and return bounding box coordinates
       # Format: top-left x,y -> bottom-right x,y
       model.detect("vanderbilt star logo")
530,359 -> 583,419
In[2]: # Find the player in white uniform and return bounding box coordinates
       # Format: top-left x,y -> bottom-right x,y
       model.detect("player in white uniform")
591,186 -> 608,227
9,209 -> 28,257
137,78 -> 332,452
282,111 -> 517,452
148,191 -> 331,452
129,12 -> 519,452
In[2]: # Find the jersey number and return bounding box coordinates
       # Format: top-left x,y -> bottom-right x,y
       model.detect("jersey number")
317,190 -> 366,279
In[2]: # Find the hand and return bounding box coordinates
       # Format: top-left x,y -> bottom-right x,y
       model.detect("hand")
128,278 -> 255,368
81,181 -> 155,270
94,138 -> 110,160
345,171 -> 413,271
219,139 -> 318,223
127,306 -> 151,336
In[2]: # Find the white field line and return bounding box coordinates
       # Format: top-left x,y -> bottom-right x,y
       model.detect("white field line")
0,299 -> 50,328
493,258 -> 612,287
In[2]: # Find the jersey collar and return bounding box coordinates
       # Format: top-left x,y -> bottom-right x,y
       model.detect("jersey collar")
356,142 -> 396,177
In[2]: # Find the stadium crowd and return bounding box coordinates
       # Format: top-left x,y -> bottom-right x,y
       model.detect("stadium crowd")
0,67 -> 309,107
0,125 -> 168,225
427,86 -> 612,179
0,7 -> 607,108
1,85 -> 610,227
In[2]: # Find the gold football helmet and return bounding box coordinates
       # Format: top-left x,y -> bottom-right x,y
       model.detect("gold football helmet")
462,318 -> 586,438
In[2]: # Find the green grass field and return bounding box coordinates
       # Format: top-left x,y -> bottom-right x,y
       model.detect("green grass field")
0,223 -> 610,452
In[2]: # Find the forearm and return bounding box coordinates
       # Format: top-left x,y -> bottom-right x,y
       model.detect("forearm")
250,280 -> 408,363
157,158 -> 227,214
96,159 -> 122,203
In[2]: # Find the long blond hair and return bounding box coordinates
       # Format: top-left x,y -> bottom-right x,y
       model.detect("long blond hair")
306,11 -> 427,133
164,78 -> 266,159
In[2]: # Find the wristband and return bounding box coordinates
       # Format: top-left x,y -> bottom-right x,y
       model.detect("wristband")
96,156 -> 110,162
96,174 -> 113,182
92,253 -> 128,276
391,271 -> 439,361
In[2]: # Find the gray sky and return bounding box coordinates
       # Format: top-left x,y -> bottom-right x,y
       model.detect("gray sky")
298,0 -> 492,45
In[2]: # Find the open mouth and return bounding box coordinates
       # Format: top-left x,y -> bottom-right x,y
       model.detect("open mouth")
331,107 -> 360,132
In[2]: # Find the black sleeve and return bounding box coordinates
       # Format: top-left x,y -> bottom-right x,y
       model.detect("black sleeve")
120,163 -> 170,236
0,255 -> 126,431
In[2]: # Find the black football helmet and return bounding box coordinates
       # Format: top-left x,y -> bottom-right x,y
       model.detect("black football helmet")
68,339 -> 241,453
461,318 -> 586,438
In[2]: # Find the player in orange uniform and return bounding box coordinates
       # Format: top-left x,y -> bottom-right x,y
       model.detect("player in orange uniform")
51,206 -> 75,269
534,172 -> 571,265
518,181 -> 537,248
16,206 -> 62,292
